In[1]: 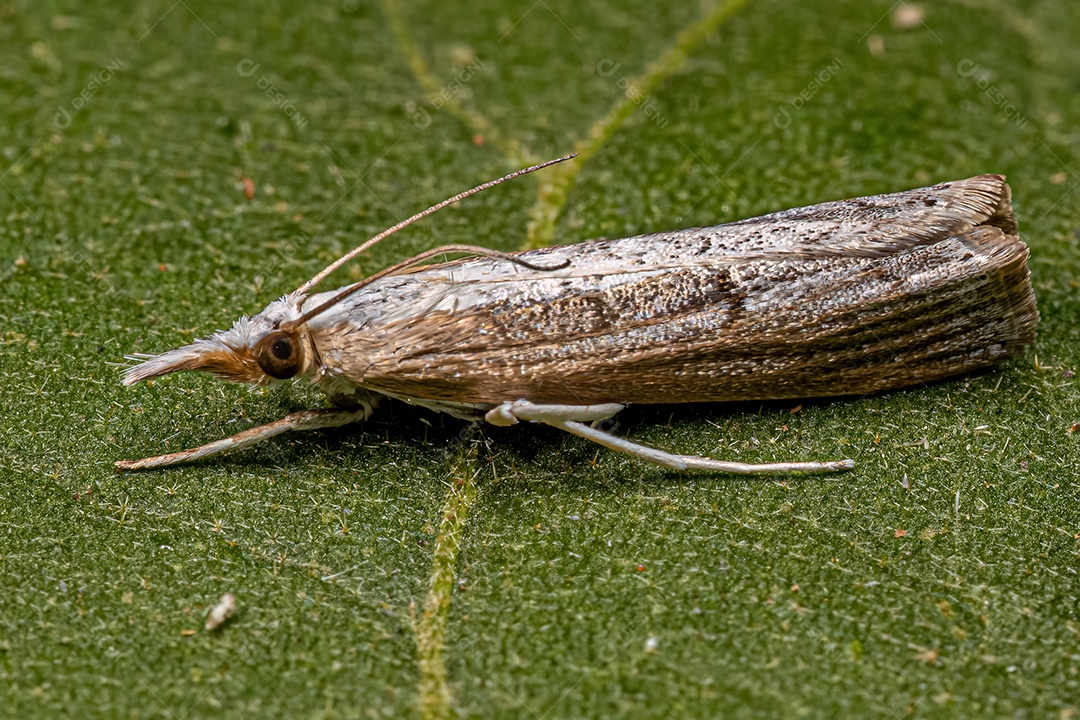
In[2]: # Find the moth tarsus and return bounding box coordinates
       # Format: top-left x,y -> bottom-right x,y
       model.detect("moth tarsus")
116,160 -> 1037,475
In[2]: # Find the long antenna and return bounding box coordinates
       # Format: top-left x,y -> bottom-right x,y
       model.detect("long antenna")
282,244 -> 569,333
295,153 -> 577,295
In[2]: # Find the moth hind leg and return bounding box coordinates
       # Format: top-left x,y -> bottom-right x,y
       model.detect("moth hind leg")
485,400 -> 853,475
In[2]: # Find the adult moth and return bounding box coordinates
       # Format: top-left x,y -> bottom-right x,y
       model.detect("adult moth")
116,155 -> 1038,474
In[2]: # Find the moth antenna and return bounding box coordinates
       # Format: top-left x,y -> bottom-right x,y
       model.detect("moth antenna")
283,243 -> 569,333
295,153 -> 577,295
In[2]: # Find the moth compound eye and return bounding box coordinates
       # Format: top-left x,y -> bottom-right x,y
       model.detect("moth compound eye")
254,331 -> 302,380
271,337 -> 292,360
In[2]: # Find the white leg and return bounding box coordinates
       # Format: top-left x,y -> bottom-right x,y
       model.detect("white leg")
485,400 -> 625,426
115,408 -> 369,471
484,400 -> 854,475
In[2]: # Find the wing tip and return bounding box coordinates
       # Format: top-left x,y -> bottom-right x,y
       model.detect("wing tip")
956,225 -> 1039,346
935,174 -> 1016,235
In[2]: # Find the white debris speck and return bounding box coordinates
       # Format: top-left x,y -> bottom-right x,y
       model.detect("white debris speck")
205,592 -> 237,631
892,4 -> 925,29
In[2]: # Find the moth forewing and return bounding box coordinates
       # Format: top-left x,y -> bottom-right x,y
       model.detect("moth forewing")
117,168 -> 1037,474
311,178 -> 1036,406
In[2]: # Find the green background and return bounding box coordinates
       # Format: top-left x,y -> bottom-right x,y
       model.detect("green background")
2,0 -> 1078,717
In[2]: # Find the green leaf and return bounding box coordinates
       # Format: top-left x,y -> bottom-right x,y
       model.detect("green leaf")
2,1 -> 1078,717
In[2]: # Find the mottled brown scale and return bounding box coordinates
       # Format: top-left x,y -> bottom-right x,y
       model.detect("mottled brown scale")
309,175 -> 1037,406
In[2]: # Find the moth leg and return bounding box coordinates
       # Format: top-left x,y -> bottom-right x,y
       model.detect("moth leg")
115,408 -> 369,471
484,400 -> 854,475
485,400 -> 625,426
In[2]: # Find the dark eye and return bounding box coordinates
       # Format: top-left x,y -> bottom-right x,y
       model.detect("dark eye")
254,331 -> 302,379
271,337 -> 292,360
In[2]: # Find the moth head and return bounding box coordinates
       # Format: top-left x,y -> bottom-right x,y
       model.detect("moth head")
122,294 -> 314,387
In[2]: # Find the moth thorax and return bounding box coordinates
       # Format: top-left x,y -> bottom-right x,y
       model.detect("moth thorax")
254,330 -> 303,380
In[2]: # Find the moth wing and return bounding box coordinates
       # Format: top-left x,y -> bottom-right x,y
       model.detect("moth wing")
708,174 -> 1015,255
387,176 -> 1017,293
314,228 -> 1036,406
564,173 -> 1015,265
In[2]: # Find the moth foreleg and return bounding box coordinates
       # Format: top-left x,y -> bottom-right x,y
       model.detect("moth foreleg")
115,408 -> 369,471
484,400 -> 854,475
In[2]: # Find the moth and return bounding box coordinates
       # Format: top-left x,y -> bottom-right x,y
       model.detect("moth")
116,155 -> 1038,474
